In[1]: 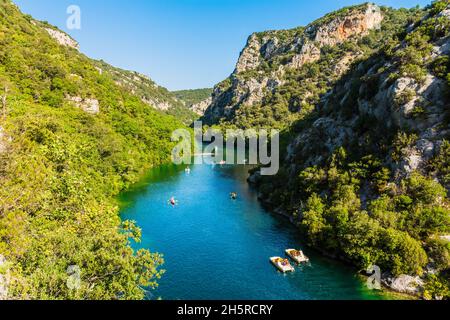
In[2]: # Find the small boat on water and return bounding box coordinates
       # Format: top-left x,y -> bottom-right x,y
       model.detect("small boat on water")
270,257 -> 295,273
285,249 -> 309,264
169,197 -> 178,206
185,167 -> 191,174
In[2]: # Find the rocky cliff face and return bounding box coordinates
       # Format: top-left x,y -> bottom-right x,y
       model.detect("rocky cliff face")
45,27 -> 79,50
236,3 -> 382,73
191,97 -> 212,115
0,0 -> 182,299
202,3 -> 385,127
66,96 -> 100,115
198,0 -> 450,298
24,17 -> 191,120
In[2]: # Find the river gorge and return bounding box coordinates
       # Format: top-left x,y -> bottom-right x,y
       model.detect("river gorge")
119,158 -> 393,300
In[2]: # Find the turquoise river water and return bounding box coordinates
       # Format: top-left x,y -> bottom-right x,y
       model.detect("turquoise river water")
119,159 -> 393,300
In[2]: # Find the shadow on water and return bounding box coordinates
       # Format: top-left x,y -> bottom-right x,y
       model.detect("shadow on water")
118,163 -> 189,209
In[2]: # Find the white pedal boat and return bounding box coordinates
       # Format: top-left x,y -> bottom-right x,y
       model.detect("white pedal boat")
270,257 -> 295,273
285,249 -> 309,264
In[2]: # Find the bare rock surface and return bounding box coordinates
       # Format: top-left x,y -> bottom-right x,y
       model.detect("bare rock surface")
67,96 -> 100,115
45,28 -> 79,50
382,274 -> 424,295
191,97 -> 212,116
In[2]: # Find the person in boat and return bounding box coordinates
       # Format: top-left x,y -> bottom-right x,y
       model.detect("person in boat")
230,192 -> 238,200
169,197 -> 176,206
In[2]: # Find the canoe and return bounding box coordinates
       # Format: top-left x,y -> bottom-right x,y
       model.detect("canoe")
270,257 -> 295,273
285,249 -> 309,264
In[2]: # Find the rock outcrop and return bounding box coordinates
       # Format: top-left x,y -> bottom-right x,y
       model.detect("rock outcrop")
280,15 -> 450,178
38,19 -> 189,118
236,4 -> 382,73
45,28 -> 79,50
67,96 -> 100,115
289,3 -> 382,69
382,274 -> 424,296
191,97 -> 212,116
142,97 -> 171,111
285,70 -> 449,176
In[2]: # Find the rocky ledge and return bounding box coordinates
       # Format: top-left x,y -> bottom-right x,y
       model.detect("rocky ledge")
45,28 -> 79,50
66,96 -> 100,115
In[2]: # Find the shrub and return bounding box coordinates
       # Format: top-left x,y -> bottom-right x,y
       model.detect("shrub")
394,88 -> 416,107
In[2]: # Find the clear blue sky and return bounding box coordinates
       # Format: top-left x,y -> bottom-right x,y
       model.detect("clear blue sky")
13,0 -> 431,90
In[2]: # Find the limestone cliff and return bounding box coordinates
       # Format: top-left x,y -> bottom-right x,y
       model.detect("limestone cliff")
191,97 -> 212,115
236,3 -> 382,73
202,3 -> 386,127
45,27 -> 79,50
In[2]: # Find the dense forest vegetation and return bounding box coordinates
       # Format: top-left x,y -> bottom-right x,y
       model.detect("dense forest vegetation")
0,0 -> 185,299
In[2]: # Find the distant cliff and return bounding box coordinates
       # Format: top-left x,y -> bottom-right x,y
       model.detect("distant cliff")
94,61 -> 196,123
202,3 -> 386,128
28,16 -> 194,123
172,88 -> 213,116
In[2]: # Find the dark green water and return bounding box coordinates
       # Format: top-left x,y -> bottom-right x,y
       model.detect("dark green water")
119,160 -> 391,300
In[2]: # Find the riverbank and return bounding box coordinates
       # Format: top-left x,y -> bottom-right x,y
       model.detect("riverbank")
249,173 -> 421,300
